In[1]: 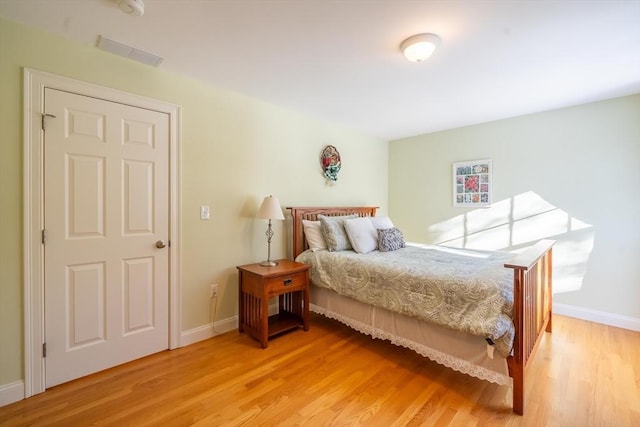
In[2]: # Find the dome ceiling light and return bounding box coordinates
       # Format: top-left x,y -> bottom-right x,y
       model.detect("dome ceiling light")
400,33 -> 441,62
118,0 -> 145,16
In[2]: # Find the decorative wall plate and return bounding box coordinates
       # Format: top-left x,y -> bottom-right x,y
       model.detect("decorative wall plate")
320,145 -> 341,182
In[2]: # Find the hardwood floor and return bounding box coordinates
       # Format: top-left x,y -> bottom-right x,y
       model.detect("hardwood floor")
1,314 -> 638,426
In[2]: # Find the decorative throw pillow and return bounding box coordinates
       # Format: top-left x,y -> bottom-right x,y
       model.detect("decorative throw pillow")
370,216 -> 394,230
378,227 -> 406,252
318,214 -> 357,252
302,220 -> 327,251
343,217 -> 378,254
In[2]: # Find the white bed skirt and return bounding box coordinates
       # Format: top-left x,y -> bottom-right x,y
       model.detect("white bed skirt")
310,284 -> 511,385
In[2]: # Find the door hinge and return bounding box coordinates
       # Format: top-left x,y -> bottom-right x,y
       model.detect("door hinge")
41,113 -> 56,131
42,229 -> 47,245
43,342 -> 47,358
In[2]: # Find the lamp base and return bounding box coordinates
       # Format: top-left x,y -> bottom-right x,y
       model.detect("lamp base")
259,260 -> 279,267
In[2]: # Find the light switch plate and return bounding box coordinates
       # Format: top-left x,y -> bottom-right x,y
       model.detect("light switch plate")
200,205 -> 210,220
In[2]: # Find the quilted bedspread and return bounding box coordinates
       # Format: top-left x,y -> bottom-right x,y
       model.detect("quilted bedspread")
296,244 -> 516,357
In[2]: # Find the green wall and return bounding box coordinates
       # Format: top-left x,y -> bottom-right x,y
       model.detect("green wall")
0,19 -> 388,388
389,94 -> 640,320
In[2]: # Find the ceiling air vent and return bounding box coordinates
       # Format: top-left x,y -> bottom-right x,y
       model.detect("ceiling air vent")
96,35 -> 164,67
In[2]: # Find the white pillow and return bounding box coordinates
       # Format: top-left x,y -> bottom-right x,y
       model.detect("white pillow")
318,214 -> 357,251
370,216 -> 394,230
302,220 -> 327,251
343,217 -> 378,254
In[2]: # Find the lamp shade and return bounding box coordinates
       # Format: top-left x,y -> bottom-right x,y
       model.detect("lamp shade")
256,195 -> 285,220
400,33 -> 441,62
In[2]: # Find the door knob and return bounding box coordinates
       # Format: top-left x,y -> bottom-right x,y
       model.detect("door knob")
155,240 -> 167,249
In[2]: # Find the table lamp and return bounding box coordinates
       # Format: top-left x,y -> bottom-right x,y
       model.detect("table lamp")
256,195 -> 285,266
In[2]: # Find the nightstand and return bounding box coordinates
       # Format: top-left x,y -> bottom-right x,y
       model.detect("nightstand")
237,259 -> 311,348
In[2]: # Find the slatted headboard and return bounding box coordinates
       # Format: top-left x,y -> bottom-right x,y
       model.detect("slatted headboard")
287,206 -> 378,259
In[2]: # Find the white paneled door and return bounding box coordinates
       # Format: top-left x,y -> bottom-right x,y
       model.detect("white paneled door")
43,88 -> 169,387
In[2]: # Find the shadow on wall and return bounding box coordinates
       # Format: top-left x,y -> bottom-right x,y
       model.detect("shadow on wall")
426,191 -> 594,295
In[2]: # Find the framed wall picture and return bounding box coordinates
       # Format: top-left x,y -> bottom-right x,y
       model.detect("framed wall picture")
453,159 -> 492,207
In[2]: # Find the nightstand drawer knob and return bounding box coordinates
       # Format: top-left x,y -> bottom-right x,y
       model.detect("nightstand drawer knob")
283,278 -> 293,286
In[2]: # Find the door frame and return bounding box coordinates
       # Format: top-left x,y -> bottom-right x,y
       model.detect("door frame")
23,69 -> 182,397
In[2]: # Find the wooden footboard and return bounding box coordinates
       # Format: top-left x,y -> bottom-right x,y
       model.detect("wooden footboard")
504,239 -> 554,415
288,206 -> 554,415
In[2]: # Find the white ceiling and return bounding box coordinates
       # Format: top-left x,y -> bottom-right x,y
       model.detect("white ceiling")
1,0 -> 639,140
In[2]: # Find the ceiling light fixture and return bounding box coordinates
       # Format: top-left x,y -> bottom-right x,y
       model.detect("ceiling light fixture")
118,0 -> 145,16
400,33 -> 441,62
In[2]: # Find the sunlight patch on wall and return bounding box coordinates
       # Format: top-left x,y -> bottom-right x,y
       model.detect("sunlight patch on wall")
426,191 -> 594,294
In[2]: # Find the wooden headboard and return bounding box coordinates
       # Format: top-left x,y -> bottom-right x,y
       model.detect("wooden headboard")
287,206 -> 378,259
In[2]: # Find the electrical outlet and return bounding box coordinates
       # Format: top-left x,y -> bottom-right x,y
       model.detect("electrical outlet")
209,284 -> 218,298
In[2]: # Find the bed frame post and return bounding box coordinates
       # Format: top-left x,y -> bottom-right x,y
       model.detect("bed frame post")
508,268 -> 526,415
546,249 -> 553,334
505,241 -> 554,415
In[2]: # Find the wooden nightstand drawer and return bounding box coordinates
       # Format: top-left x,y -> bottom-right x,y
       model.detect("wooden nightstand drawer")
265,271 -> 306,295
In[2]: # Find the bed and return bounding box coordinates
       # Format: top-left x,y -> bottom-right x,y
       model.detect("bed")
288,206 -> 554,415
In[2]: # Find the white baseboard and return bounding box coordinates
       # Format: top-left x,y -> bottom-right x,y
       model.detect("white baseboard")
553,303 -> 640,332
181,303 -> 280,347
180,315 -> 238,347
0,380 -> 24,407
